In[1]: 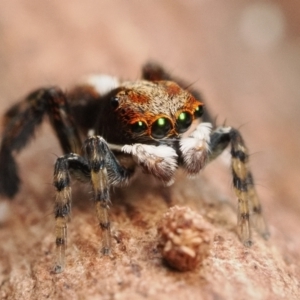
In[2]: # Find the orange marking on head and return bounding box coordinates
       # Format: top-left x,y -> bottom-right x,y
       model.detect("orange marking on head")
182,95 -> 204,112
128,90 -> 150,104
163,81 -> 182,97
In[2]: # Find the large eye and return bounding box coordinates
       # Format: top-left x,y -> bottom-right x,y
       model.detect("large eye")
176,111 -> 193,133
131,120 -> 147,134
151,117 -> 172,139
194,105 -> 204,118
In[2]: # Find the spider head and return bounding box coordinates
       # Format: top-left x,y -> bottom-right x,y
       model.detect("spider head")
111,80 -> 204,143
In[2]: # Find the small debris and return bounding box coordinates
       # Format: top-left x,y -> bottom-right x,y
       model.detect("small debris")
158,206 -> 211,271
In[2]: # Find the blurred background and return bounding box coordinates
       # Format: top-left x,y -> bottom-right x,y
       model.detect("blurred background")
0,0 -> 299,290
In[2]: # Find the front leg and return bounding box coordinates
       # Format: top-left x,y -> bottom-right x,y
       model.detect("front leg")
53,137 -> 134,273
84,136 -> 134,254
209,127 -> 269,244
85,137 -> 112,255
179,124 -> 269,246
53,153 -> 90,273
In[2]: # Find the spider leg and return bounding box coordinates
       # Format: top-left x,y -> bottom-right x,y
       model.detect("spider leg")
209,126 -> 269,245
53,153 -> 90,273
53,136 -> 135,273
0,87 -> 82,198
142,62 -> 174,82
84,136 -> 134,252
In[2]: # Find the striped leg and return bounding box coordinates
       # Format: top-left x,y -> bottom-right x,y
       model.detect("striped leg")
245,173 -> 270,239
53,138 -> 133,272
85,137 -> 111,255
53,156 -> 72,274
53,154 -> 90,273
210,127 -> 269,245
84,136 -> 134,255
230,129 -> 253,245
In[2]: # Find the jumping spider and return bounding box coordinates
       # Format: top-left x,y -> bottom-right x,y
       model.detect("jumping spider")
0,62 -> 269,273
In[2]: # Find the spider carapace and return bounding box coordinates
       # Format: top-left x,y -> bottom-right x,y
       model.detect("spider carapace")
0,62 -> 269,273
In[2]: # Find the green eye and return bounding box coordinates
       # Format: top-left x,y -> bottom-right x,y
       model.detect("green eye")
151,117 -> 172,139
194,105 -> 204,118
131,121 -> 147,133
176,111 -> 193,133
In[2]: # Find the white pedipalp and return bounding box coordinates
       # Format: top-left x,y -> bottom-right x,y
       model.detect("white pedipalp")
190,122 -> 212,140
180,122 -> 212,174
122,143 -> 178,185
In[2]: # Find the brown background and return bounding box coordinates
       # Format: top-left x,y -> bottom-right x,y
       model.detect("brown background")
0,1 -> 300,299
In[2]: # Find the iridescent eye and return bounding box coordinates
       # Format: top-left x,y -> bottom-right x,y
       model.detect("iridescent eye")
194,105 -> 204,118
176,111 -> 193,133
131,121 -> 147,134
151,117 -> 172,139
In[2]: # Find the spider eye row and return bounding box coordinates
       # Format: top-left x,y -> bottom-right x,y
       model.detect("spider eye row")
130,105 -> 204,139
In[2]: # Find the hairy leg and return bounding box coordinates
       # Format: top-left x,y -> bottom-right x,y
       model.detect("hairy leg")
84,137 -> 135,252
53,153 -> 90,273
0,87 -> 82,198
210,127 -> 269,244
52,137 -> 135,273
177,122 -> 268,245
